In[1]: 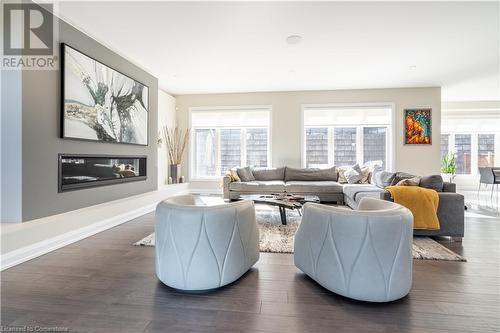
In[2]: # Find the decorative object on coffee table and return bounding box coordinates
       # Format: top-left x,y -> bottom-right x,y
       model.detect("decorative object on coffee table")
239,194 -> 319,225
161,126 -> 190,183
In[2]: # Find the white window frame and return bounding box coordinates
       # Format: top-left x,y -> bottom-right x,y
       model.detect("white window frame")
189,106 -> 272,181
441,132 -> 499,176
301,103 -> 395,170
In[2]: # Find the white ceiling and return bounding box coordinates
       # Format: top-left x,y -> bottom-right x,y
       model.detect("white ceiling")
55,1 -> 499,101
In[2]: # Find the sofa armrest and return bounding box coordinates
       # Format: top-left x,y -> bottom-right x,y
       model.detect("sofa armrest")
223,176 -> 232,200
442,182 -> 456,193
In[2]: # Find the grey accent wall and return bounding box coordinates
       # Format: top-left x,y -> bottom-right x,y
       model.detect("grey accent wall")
21,11 -> 158,221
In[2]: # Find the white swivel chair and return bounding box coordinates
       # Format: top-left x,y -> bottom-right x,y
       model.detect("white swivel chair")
155,195 -> 260,291
294,197 -> 413,302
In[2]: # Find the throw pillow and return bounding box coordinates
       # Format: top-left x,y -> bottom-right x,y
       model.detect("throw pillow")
344,164 -> 364,184
419,175 -> 444,192
337,167 -> 348,184
396,177 -> 421,186
371,167 -> 396,188
359,166 -> 371,184
391,172 -> 417,186
236,167 -> 255,182
230,168 -> 241,182
224,168 -> 241,182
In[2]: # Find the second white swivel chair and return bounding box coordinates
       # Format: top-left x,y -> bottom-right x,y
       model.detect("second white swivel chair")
294,197 -> 413,302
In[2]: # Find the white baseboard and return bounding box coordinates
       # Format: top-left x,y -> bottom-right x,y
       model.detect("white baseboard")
1,186 -> 189,271
0,204 -> 156,270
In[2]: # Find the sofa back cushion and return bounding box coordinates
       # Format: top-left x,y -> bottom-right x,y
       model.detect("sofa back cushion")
237,167 -> 255,182
285,167 -> 337,182
344,164 -> 364,184
419,175 -> 444,192
371,167 -> 396,188
391,172 -> 417,185
252,167 -> 285,181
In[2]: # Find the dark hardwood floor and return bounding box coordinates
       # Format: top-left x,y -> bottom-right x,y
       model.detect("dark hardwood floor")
1,203 -> 499,333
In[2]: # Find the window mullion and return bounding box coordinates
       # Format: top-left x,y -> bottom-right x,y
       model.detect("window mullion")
471,134 -> 479,175
216,128 -> 221,176
328,127 -> 334,166
241,128 -> 247,167
357,126 -> 364,165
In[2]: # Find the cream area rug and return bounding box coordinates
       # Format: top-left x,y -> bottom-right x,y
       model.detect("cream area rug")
134,205 -> 466,262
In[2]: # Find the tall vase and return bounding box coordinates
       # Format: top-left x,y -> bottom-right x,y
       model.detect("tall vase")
170,164 -> 181,184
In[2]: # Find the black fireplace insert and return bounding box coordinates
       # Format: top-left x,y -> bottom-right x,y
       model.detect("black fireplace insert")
58,154 -> 147,192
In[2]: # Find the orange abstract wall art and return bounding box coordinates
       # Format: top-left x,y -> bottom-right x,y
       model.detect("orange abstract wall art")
404,108 -> 432,145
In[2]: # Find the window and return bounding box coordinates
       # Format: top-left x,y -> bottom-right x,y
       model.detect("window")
194,129 -> 217,177
455,134 -> 472,174
363,127 -> 387,166
220,129 -> 241,173
305,128 -> 328,167
303,105 -> 393,169
441,109 -> 499,175
246,128 -> 268,167
478,134 -> 495,167
441,133 -> 497,175
334,128 -> 357,166
190,107 -> 271,179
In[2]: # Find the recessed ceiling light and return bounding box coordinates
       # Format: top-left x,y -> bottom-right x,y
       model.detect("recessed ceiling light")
286,35 -> 302,45
409,65 -> 417,70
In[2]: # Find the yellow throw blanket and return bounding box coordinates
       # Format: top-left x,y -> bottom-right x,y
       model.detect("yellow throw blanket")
385,186 -> 440,230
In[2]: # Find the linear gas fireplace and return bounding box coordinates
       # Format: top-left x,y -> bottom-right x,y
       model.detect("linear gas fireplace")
58,154 -> 147,192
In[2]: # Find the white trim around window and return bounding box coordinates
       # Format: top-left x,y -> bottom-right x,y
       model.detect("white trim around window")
441,131 -> 499,177
189,105 -> 272,181
300,103 -> 396,170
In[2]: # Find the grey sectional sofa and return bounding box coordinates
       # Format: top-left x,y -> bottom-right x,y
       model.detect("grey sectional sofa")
223,166 -> 465,239
344,177 -> 464,238
223,167 -> 344,204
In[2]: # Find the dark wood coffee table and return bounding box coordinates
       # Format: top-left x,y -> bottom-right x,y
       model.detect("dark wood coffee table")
239,194 -> 320,225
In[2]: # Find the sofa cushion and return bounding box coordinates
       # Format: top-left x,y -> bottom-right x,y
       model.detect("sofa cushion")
419,175 -> 444,192
355,191 -> 384,202
285,167 -> 337,182
252,167 -> 285,181
237,167 -> 255,182
396,177 -> 420,186
344,164 -> 364,184
337,167 -> 348,184
342,184 -> 383,201
229,180 -> 285,192
371,167 -> 396,188
285,181 -> 343,193
390,172 -> 417,185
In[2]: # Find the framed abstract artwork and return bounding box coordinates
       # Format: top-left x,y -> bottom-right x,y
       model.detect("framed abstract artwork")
404,108 -> 432,145
61,43 -> 149,145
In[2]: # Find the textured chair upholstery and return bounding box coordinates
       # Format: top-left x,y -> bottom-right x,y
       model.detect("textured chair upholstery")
155,195 -> 260,291
294,197 -> 413,302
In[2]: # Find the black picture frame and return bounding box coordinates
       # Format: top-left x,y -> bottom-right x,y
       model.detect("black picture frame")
60,43 -> 149,146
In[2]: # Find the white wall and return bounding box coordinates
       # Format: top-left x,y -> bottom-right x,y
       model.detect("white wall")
157,90 -> 177,188
176,87 -> 441,189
